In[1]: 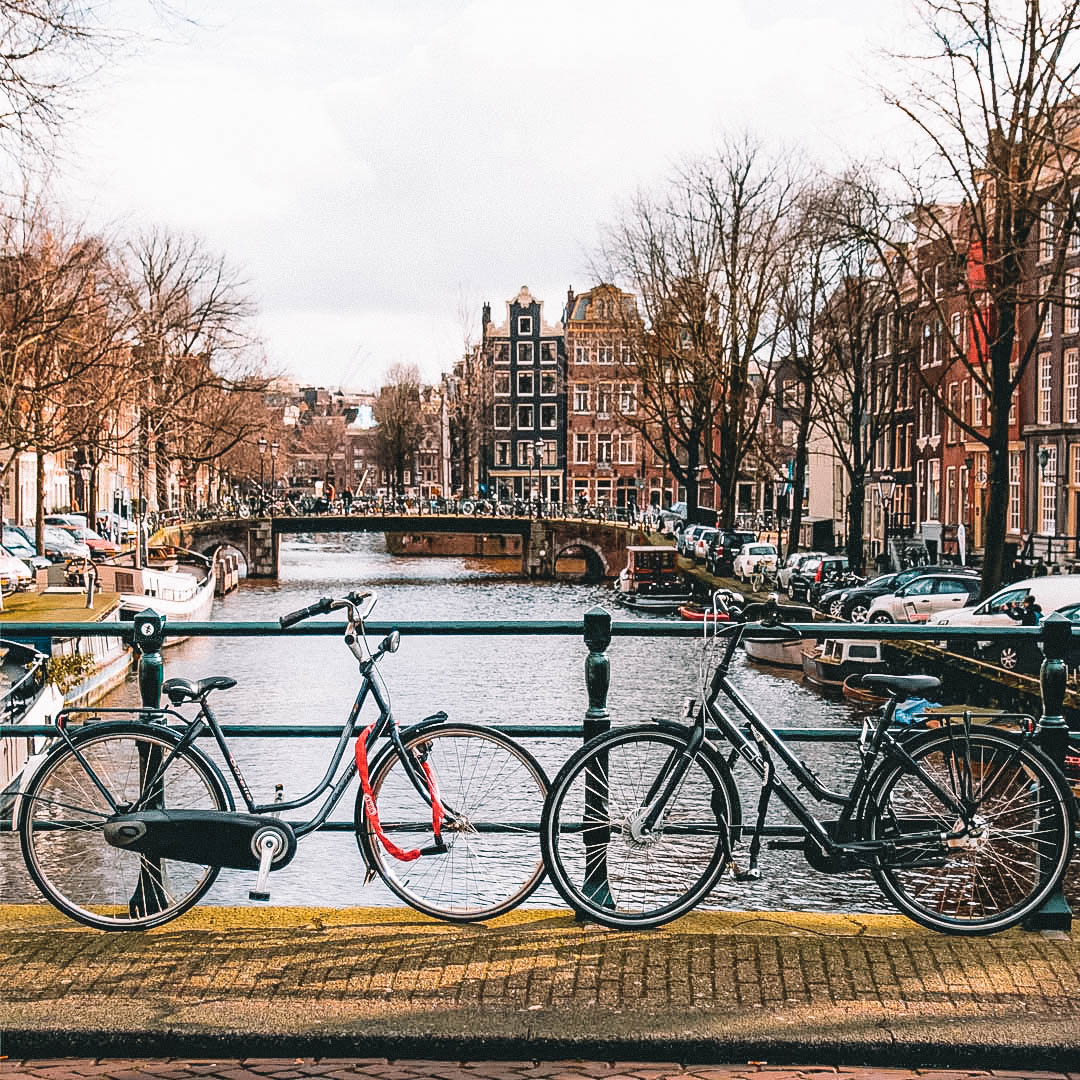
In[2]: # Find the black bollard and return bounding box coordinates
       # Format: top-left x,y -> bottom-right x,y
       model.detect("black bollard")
581,607 -> 613,910
1022,611 -> 1073,932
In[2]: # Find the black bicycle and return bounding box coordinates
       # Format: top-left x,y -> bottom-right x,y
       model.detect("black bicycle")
540,600 -> 1075,934
17,591 -> 549,930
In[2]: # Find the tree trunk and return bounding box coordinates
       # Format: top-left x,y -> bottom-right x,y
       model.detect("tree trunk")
787,374 -> 814,555
846,481 -> 866,573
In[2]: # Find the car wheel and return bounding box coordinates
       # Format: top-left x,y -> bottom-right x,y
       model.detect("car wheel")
869,612 -> 893,624
998,644 -> 1019,671
849,603 -> 870,624
828,599 -> 845,619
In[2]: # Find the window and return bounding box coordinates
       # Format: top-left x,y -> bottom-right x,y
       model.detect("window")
1040,275 -> 1053,338
542,440 -> 557,467
517,371 -> 534,396
1067,349 -> 1079,423
921,322 -> 933,367
517,441 -> 532,467
950,310 -> 964,347
540,371 -> 557,395
1041,206 -> 1056,262
619,382 -> 635,413
1040,446 -> 1057,533
597,345 -> 613,364
927,459 -> 940,519
1073,443 -> 1080,486
596,383 -> 612,417
1039,352 -> 1053,424
517,315 -> 532,335
541,341 -> 557,364
972,379 -> 985,427
494,371 -> 510,396
946,465 -> 958,522
1067,270 -> 1080,334
574,433 -> 590,464
946,382 -> 959,443
494,343 -> 509,364
1071,211 -> 1080,253
572,478 -> 589,501
494,404 -> 511,429
596,434 -> 612,463
574,384 -> 589,412
620,345 -> 631,365
495,441 -> 511,466
574,345 -> 588,365
618,435 -> 635,464
540,403 -> 557,429
1009,451 -> 1021,532
517,341 -> 534,366
516,404 -> 533,428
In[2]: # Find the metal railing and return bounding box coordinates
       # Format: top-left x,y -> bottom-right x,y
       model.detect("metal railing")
1,611 -> 1077,930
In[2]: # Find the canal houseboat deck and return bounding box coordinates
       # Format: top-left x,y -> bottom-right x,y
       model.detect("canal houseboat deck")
615,545 -> 694,613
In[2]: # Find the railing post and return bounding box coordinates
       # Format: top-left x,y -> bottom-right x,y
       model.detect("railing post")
1023,612 -> 1073,932
130,608 -> 167,919
581,606 -> 613,910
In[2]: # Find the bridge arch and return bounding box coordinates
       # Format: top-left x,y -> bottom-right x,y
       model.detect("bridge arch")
553,540 -> 607,582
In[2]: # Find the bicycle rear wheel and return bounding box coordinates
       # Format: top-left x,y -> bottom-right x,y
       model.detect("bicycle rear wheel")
864,726 -> 1074,934
18,724 -> 231,931
541,724 -> 737,929
356,723 -> 548,922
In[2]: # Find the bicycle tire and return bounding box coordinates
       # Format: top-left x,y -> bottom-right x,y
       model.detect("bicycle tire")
540,723 -> 739,930
356,722 -> 549,922
863,725 -> 1074,934
18,723 -> 232,931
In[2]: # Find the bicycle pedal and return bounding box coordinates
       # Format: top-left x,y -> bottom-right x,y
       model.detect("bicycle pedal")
733,868 -> 762,882
767,838 -> 804,850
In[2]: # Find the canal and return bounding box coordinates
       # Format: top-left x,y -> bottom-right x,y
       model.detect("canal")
2,532 -> 1075,917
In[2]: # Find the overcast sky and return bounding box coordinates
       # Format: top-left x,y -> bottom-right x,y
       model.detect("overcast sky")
56,0 -> 918,390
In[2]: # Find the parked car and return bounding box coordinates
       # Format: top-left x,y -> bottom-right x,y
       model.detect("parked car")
928,574 -> 1080,671
95,510 -> 137,543
692,527 -> 720,563
659,501 -> 687,534
705,529 -> 757,577
0,526 -> 50,571
4,523 -> 87,565
732,542 -> 779,582
45,516 -> 120,560
677,524 -> 710,558
0,545 -> 32,592
865,573 -> 982,623
789,555 -> 850,604
777,551 -> 827,595
818,564 -> 980,622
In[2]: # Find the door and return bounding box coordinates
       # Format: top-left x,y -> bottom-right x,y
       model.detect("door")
899,576 -> 937,622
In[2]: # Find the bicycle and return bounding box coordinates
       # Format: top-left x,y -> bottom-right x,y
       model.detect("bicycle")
16,590 -> 549,931
540,599 -> 1075,934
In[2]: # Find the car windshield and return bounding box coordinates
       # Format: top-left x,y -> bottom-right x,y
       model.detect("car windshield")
3,528 -> 34,555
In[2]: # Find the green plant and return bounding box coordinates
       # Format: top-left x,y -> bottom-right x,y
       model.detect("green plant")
43,653 -> 97,693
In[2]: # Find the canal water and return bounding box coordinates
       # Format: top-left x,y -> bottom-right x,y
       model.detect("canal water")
2,532 -> 1074,917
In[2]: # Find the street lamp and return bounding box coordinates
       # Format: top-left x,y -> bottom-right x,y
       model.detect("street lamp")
269,441 -> 279,516
533,438 -> 545,517
79,462 -> 92,519
257,436 -> 268,514
876,473 -> 896,571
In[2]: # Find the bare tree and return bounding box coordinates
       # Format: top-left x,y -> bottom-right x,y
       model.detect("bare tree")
859,0 -> 1080,595
374,362 -> 425,496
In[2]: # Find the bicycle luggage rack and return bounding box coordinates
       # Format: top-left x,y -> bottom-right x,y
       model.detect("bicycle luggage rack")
1,608 -> 1076,930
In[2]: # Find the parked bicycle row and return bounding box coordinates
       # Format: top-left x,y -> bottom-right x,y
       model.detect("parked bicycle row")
8,591 -> 1074,939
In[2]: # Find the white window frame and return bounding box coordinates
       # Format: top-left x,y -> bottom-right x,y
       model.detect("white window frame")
1067,349 -> 1079,423
493,404 -> 511,430
619,382 -> 636,414
1041,206 -> 1056,262
1009,451 -> 1021,533
574,344 -> 588,365
494,343 -> 510,365
541,341 -> 557,365
517,315 -> 533,335
596,383 -> 612,418
494,441 -> 511,466
596,434 -> 613,464
573,384 -> 589,413
1067,270 -> 1080,334
1040,446 -> 1057,534
597,345 -> 613,365
539,403 -> 557,430
1040,275 -> 1053,339
516,404 -> 534,429
574,433 -> 590,465
540,370 -> 557,396
517,370 -> 534,397
618,435 -> 635,465
517,341 -> 534,366
1039,352 -> 1053,424
494,371 -> 510,396
517,441 -> 532,467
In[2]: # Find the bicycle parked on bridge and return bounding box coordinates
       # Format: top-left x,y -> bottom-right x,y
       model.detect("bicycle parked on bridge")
16,590 -> 549,931
540,598 -> 1075,935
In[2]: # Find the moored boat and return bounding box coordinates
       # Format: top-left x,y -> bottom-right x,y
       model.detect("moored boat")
745,634 -> 812,670
678,605 -> 731,622
96,546 -> 216,635
0,639 -> 64,798
615,546 -> 694,613
841,674 -> 888,707
802,638 -> 884,691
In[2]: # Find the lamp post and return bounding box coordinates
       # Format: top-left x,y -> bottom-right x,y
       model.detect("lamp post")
257,436 -> 268,514
533,438 -> 544,518
269,441 -> 279,517
877,473 -> 896,571
79,463 -> 92,519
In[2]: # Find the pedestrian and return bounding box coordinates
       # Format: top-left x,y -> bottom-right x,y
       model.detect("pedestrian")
1007,594 -> 1043,625
342,487 -> 354,514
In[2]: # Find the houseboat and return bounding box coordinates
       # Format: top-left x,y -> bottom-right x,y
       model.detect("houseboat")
0,640 -> 65,798
801,638 -> 884,691
745,634 -> 814,670
615,546 -> 695,613
96,546 -> 216,631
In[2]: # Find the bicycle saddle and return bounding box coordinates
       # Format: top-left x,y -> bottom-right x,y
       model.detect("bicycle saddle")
162,676 -> 238,704
860,674 -> 941,701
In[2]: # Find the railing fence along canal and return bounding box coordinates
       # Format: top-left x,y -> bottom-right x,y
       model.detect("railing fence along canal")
1,609 -> 1077,930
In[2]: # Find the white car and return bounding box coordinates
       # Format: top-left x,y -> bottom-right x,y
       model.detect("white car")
928,574 -> 1080,669
865,573 -> 981,623
0,545 -> 32,592
777,550 -> 827,594
732,543 -> 778,582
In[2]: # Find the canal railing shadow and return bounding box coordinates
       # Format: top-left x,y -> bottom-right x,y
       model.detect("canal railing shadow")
1,609 -> 1077,930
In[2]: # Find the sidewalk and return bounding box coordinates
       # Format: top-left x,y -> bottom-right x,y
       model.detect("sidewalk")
2,904 -> 1079,1071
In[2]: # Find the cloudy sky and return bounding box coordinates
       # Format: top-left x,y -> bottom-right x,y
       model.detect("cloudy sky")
56,0 -> 917,389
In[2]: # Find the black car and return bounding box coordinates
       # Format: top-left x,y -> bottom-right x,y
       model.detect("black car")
819,563 -> 980,622
705,530 -> 757,576
788,555 -> 849,604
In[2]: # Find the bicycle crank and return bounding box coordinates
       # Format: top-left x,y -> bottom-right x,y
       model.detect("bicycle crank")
104,810 -> 297,872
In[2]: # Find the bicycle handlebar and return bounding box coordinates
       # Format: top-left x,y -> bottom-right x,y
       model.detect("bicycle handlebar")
279,597 -> 333,628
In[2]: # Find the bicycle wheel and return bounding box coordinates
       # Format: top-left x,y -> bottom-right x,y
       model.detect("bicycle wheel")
356,723 -> 548,922
18,723 -> 231,931
864,726 -> 1074,934
541,724 -> 738,930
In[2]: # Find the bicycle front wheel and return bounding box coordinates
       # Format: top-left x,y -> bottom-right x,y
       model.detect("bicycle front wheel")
541,724 -> 737,930
18,724 -> 231,931
865,727 -> 1074,934
356,723 -> 548,922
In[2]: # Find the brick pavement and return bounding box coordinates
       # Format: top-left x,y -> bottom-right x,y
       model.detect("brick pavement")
1,905 -> 1079,1070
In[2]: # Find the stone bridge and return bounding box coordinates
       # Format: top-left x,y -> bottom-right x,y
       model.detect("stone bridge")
157,514 -> 652,580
